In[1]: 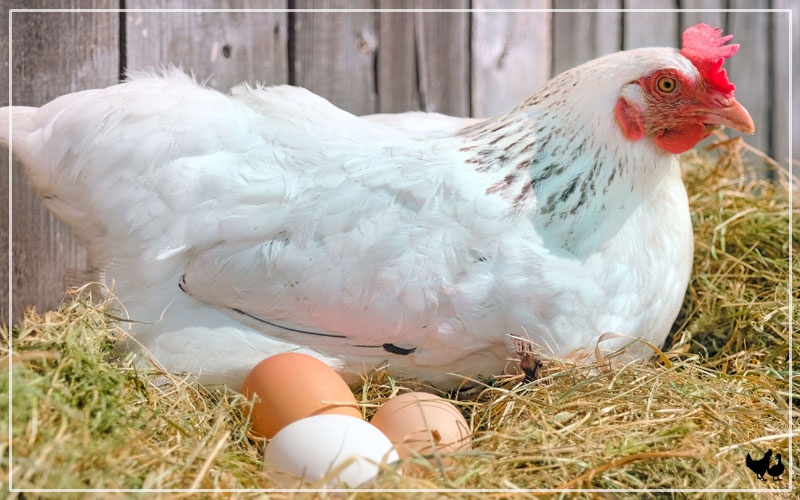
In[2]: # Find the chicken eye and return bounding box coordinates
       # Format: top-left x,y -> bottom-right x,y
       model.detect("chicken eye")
657,77 -> 678,93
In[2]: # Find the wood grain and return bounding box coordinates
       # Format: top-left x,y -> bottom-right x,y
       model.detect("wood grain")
1,1 -> 10,326
471,0 -> 551,118
770,3 -> 795,174
623,2 -> 680,49
5,4 -> 118,325
412,5 -> 470,116
679,0 -> 726,32
125,0 -> 289,91
551,1 -> 622,76
376,1 -> 470,116
376,6 -> 420,113
292,2 -> 378,115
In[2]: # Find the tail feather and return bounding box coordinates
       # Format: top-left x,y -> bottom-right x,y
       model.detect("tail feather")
0,105 -> 38,149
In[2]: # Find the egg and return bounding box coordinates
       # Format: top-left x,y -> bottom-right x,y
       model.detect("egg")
241,352 -> 361,438
264,414 -> 400,487
370,392 -> 472,460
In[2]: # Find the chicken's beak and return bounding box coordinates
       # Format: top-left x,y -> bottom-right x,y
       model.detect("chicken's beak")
703,97 -> 755,135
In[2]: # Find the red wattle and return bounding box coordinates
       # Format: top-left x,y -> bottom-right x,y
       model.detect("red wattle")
654,122 -> 707,154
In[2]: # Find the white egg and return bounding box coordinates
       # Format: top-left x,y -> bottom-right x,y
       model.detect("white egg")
264,414 -> 400,488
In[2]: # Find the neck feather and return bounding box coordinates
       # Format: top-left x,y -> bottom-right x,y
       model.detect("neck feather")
459,98 -> 674,257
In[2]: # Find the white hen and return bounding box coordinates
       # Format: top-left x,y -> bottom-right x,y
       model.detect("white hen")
2,24 -> 754,389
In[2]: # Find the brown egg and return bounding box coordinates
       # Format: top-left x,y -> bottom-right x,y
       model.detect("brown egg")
241,352 -> 361,438
370,392 -> 471,460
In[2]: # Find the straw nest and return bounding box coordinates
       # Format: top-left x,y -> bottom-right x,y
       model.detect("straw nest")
2,134 -> 796,498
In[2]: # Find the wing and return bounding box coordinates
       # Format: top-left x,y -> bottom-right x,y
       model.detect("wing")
173,81 -> 524,363
8,68 -> 524,370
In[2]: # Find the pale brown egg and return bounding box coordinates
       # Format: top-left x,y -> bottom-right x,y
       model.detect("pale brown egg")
370,392 -> 471,460
241,352 -> 361,438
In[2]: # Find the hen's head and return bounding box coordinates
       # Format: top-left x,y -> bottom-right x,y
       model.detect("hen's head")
612,24 -> 754,154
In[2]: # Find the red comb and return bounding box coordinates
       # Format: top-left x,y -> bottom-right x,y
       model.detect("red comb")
680,24 -> 739,97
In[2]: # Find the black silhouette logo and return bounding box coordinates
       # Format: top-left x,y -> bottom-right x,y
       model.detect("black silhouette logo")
745,450 -> 784,481
768,453 -> 785,481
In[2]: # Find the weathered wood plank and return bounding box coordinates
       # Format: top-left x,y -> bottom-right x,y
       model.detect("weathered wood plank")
376,2 -> 470,116
791,5 -> 800,175
770,3 -> 796,173
471,0 -> 551,118
679,0 -> 726,32
5,4 -> 118,323
413,4 -> 470,116
1,2 -> 11,326
726,6 -> 770,161
376,7 -> 420,113
550,1 -> 622,76
125,0 -> 288,91
623,1 -> 680,49
293,3 -> 378,115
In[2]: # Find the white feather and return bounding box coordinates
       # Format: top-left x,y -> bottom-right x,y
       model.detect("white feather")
2,50 -> 698,389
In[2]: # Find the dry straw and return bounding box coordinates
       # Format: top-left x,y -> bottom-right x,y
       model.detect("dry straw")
2,134 -> 796,498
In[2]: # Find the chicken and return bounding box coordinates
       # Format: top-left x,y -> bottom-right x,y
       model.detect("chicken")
746,450 -> 772,481
768,453 -> 784,481
1,24 -> 754,390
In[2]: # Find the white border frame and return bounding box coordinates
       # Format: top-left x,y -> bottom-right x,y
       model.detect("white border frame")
5,6 -> 794,496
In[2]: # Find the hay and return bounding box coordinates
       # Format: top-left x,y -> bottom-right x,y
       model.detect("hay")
2,135 -> 796,498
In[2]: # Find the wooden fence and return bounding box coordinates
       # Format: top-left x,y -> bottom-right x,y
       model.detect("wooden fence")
1,2 -> 796,325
